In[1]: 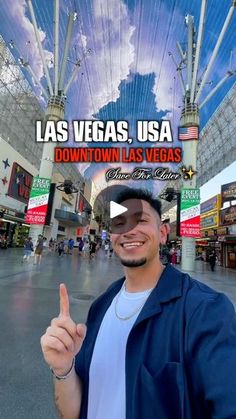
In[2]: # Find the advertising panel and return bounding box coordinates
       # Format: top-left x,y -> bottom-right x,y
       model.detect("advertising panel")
77,192 -> 92,214
8,162 -> 33,204
221,181 -> 236,205
200,195 -> 220,215
200,213 -> 218,230
25,177 -> 51,225
180,189 -> 200,237
220,205 -> 236,226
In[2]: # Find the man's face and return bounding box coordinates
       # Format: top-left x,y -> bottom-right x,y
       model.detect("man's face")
111,199 -> 167,268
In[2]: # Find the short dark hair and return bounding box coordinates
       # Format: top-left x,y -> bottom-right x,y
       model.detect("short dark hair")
116,188 -> 162,218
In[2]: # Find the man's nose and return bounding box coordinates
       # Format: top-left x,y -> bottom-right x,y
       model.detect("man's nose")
122,224 -> 139,237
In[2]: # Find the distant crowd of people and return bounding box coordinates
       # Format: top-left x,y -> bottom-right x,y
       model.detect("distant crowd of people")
47,236 -> 113,261
160,246 -> 181,266
17,234 -> 219,273
0,233 -> 8,249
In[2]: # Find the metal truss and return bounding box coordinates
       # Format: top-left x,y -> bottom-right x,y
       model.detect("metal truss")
0,35 -> 83,187
161,80 -> 236,215
197,82 -> 236,187
0,34 -> 44,167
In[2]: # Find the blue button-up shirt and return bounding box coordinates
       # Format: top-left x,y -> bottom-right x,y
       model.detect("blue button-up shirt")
75,264 -> 236,418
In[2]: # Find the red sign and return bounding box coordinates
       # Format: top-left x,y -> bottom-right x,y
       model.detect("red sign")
180,215 -> 200,237
25,205 -> 48,225
8,162 -> 33,204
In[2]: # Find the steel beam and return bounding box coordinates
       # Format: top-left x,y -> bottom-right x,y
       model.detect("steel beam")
190,0 -> 207,102
195,1 -> 236,103
26,0 -> 53,95
199,71 -> 235,109
54,0 -> 60,95
59,13 -> 75,91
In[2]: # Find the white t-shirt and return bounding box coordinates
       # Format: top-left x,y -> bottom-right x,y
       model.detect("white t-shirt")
87,283 -> 153,419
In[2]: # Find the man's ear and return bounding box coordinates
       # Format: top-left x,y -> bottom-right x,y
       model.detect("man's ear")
160,223 -> 169,245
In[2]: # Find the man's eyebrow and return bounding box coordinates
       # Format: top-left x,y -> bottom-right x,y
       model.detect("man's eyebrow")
123,211 -> 151,218
134,211 -> 151,217
113,211 -> 151,220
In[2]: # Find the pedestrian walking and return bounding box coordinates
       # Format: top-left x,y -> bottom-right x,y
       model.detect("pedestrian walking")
176,247 -> 181,264
89,241 -> 97,260
104,241 -> 109,257
109,242 -> 113,258
68,238 -> 74,255
170,247 -> 177,265
209,250 -> 216,272
64,238 -> 69,254
58,240 -> 65,257
49,238 -> 54,251
34,235 -> 44,265
78,238 -> 84,255
22,237 -> 33,262
83,241 -> 90,259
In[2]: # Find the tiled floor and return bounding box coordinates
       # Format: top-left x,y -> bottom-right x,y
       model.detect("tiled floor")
0,248 -> 235,418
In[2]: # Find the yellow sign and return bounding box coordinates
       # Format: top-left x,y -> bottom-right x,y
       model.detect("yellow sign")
200,212 -> 219,230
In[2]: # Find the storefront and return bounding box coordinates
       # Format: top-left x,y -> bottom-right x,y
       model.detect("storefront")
196,230 -> 222,264
199,195 -> 221,264
0,139 -> 37,247
219,203 -> 236,269
221,239 -> 236,269
0,159 -> 33,247
0,207 -> 30,247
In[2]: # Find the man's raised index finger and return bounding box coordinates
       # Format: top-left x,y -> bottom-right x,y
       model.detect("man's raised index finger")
59,283 -> 70,317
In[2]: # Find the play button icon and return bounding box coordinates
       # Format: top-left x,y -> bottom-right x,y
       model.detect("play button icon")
93,184 -> 143,234
110,201 -> 128,219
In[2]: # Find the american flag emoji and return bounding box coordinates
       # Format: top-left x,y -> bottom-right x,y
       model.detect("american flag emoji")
178,126 -> 199,141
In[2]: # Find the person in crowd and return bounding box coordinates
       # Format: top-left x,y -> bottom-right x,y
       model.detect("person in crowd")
41,188 -> 236,419
170,247 -> 177,265
64,238 -> 69,254
104,241 -> 109,257
0,233 -> 8,249
83,240 -> 90,259
176,247 -> 181,264
89,241 -> 97,260
109,241 -> 113,258
78,238 -> 84,255
160,245 -> 169,266
34,234 -> 44,265
209,249 -> 216,272
43,237 -> 48,253
202,249 -> 206,262
49,238 -> 54,251
95,241 -> 101,254
58,240 -> 65,257
68,238 -> 74,255
22,236 -> 33,262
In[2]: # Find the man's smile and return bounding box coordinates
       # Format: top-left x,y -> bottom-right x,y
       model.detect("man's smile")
120,241 -> 145,249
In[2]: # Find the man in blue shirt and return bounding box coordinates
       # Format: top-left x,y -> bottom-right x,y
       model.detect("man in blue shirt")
41,188 -> 236,418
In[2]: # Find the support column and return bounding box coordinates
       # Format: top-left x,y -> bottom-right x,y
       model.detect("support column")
29,96 -> 65,245
180,104 -> 199,272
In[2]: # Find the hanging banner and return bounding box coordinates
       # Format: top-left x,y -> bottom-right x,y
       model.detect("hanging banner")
25,176 -> 51,225
7,162 -> 33,204
180,188 -> 200,237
